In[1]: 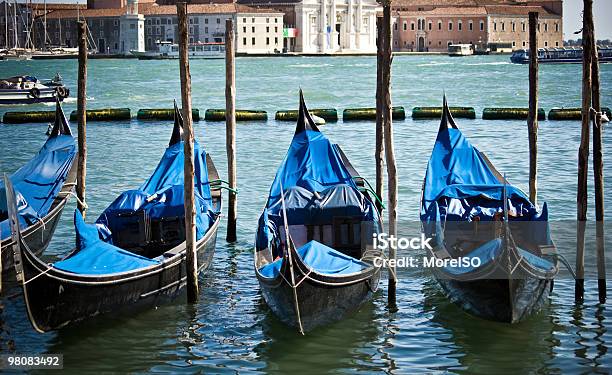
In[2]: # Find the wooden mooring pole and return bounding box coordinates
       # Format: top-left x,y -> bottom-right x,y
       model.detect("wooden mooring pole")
177,2 -> 198,303
590,16 -> 606,304
76,21 -> 88,217
381,0 -> 397,307
575,0 -> 594,303
375,17 -> 384,213
225,18 -> 238,243
527,12 -> 539,206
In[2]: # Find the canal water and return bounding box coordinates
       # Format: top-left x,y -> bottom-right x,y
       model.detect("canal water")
0,55 -> 611,373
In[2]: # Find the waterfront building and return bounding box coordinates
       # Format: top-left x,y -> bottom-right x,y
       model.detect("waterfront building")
0,0 -> 284,55
391,0 -> 563,52
237,0 -> 381,53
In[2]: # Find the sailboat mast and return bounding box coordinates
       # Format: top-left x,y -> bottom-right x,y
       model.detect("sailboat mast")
13,0 -> 17,49
44,0 -> 47,49
4,1 -> 8,49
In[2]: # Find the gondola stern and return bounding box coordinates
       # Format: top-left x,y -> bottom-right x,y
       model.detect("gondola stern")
170,99 -> 184,146
295,89 -> 320,135
48,97 -> 72,137
439,94 -> 459,132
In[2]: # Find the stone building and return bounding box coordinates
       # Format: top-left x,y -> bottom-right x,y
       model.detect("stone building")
391,0 -> 563,52
38,1 -> 284,54
238,0 -> 381,53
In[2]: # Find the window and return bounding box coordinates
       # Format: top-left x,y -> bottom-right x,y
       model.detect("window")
266,37 -> 269,45
438,21 -> 442,30
494,22 -> 497,31
458,21 -> 462,31
131,23 -> 136,30
469,21 -> 473,31
276,18 -> 279,23
537,23 -> 540,32
242,26 -> 246,33
394,23 -> 397,31
480,21 -> 484,31
243,18 -> 246,23
410,22 -> 414,31
243,37 -> 246,45
252,26 -> 255,32
252,37 -> 255,44
544,41 -> 548,46
555,41 -> 559,46
428,22 -> 432,30
266,18 -> 269,23
217,18 -> 221,24
252,18 -> 255,23
522,41 -> 526,47
205,27 -> 209,33
114,20 -> 119,26
522,22 -> 525,32
266,26 -> 270,32
189,18 -> 193,24
555,23 -> 559,32
275,37 -> 278,44
438,41 -> 442,46
275,26 -> 278,32
100,19 -> 104,27
189,27 -> 193,34
205,18 -> 208,24
544,23 -> 548,32
501,22 -> 505,31
512,22 -> 515,32
512,41 -> 516,47
448,22 -> 452,31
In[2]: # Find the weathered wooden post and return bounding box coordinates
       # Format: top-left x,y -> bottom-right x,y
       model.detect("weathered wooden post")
375,17 -> 384,213
225,18 -> 237,243
590,18 -> 606,304
76,21 -> 88,217
381,0 -> 397,307
527,12 -> 539,206
177,2 -> 198,303
575,0 -> 594,303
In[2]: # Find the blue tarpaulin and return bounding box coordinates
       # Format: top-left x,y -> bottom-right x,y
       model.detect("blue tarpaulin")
0,134 -> 76,240
96,140 -> 215,241
55,210 -> 160,275
442,238 -> 555,275
259,240 -> 369,278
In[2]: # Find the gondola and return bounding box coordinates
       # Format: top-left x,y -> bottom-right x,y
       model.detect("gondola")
254,91 -> 383,333
0,99 -> 77,280
420,96 -> 559,323
5,102 -> 222,332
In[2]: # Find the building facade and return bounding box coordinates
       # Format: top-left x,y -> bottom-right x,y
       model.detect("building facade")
391,0 -> 563,52
39,2 -> 284,54
239,0 -> 380,53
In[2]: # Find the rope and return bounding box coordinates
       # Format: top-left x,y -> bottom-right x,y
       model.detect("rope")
22,263 -> 55,286
58,190 -> 88,210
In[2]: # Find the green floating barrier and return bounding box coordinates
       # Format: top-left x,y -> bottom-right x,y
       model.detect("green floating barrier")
412,106 -> 476,119
342,107 -> 406,121
482,108 -> 546,120
69,108 -> 131,121
548,107 -> 611,121
275,108 -> 338,122
205,109 -> 267,121
2,110 -> 56,124
137,108 -> 200,121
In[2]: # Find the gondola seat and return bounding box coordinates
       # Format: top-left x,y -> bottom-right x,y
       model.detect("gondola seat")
55,211 -> 159,275
259,240 -> 369,278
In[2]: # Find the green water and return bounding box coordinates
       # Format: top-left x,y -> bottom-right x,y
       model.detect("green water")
0,55 -> 611,373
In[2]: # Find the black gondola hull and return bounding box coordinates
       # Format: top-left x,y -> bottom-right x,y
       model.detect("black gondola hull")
18,217 -> 219,332
257,270 -> 380,332
436,276 -> 551,323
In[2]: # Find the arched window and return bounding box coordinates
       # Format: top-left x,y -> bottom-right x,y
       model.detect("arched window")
411,22 -> 415,31
438,21 -> 442,30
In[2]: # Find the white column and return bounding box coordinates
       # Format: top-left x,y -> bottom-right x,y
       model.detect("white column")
356,0 -> 362,50
330,0 -> 337,50
319,0 -> 327,52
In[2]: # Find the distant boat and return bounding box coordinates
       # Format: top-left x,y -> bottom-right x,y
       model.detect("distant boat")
448,44 -> 474,57
421,96 -> 559,323
31,47 -> 79,60
0,74 -> 69,105
1,49 -> 32,61
131,41 -> 225,60
511,46 -> 612,64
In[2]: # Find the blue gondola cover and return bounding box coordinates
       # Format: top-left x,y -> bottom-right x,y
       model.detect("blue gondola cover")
0,134 -> 76,240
